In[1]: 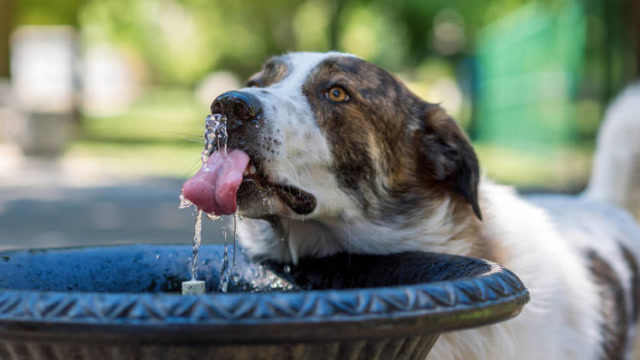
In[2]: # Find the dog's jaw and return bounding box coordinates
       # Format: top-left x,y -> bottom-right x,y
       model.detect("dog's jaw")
237,195 -> 478,264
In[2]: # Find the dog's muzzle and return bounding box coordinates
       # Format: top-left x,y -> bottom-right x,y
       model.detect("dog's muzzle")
189,90 -> 317,217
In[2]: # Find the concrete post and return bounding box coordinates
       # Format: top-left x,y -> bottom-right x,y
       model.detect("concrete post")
10,26 -> 78,156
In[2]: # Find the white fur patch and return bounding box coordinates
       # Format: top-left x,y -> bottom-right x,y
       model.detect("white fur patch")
429,182 -> 604,360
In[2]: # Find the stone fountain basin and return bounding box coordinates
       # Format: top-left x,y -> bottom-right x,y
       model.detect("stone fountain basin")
0,245 -> 529,360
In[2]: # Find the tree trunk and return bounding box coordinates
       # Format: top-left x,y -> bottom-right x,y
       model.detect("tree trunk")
328,0 -> 346,51
0,0 -> 12,78
632,0 -> 640,77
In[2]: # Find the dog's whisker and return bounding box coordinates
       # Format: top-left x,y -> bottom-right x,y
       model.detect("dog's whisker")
280,155 -> 303,187
181,137 -> 206,143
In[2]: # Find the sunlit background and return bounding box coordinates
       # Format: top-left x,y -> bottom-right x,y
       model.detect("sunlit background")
0,0 -> 638,249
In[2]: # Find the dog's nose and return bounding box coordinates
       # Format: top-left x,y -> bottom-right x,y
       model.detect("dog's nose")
211,91 -> 262,130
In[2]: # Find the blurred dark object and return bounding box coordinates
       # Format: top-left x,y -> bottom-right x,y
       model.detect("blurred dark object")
596,0 -> 639,100
634,1 -> 640,78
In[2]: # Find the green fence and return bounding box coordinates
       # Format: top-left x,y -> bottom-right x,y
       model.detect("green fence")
475,2 -> 586,150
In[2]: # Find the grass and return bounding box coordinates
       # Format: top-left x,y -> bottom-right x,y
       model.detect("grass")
474,143 -> 594,192
68,86 -> 595,189
66,141 -> 203,179
83,87 -> 206,143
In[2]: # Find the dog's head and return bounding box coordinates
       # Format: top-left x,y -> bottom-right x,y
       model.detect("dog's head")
186,52 -> 481,262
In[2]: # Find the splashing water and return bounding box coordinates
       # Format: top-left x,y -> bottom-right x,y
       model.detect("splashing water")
181,113 -> 247,293
209,114 -> 237,291
179,194 -> 193,209
219,211 -> 244,292
204,113 -> 228,158
181,114 -> 228,287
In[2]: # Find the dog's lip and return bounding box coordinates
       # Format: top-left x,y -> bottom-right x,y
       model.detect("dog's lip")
239,155 -> 317,216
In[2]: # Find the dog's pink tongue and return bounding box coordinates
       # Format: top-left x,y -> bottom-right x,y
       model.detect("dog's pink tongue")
182,149 -> 250,215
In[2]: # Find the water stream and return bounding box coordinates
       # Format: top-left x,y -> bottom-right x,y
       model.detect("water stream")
190,210 -> 203,280
219,227 -> 230,292
231,212 -> 240,282
180,113 -> 241,293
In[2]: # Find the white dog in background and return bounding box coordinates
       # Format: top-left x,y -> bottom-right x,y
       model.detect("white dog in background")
182,52 -> 640,360
586,83 -> 640,222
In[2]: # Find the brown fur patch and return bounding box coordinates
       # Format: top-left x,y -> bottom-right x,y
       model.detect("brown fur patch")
414,105 -> 482,220
247,56 -> 290,87
300,56 -> 481,223
301,56 -> 420,216
587,250 -> 628,360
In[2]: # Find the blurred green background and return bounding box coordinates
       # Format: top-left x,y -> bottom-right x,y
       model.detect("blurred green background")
1,0 -> 639,189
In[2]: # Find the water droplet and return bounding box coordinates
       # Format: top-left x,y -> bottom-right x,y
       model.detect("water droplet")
206,213 -> 221,221
284,265 -> 291,274
179,194 -> 193,209
205,114 -> 229,155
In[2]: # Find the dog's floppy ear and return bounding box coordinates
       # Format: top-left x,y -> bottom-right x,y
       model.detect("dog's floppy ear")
415,104 -> 482,220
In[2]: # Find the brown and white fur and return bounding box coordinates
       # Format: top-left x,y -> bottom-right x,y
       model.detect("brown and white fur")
209,52 -> 640,360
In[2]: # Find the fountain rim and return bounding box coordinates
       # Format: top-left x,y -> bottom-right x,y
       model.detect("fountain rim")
0,245 -> 530,342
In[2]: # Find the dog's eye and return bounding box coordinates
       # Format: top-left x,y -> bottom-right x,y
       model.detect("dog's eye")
247,80 -> 260,88
325,86 -> 349,102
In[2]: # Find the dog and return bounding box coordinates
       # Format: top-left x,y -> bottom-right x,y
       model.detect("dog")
585,82 -> 640,222
182,52 -> 640,360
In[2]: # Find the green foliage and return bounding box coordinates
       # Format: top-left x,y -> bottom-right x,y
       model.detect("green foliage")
79,0 -> 309,84
14,0 -> 627,92
16,0 -> 83,25
72,0 -> 575,85
11,0 -> 631,189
